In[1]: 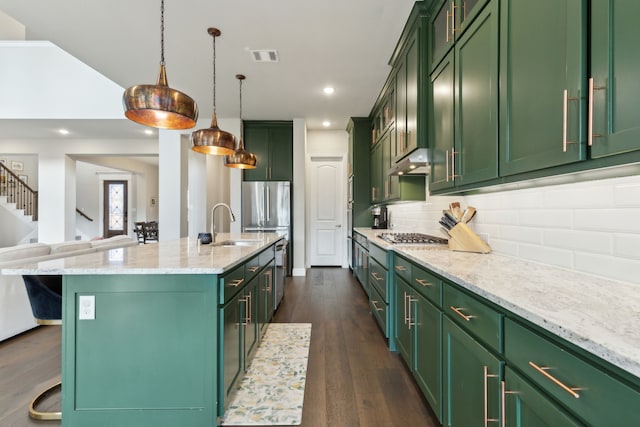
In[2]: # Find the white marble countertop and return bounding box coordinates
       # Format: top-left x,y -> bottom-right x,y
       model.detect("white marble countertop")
0,233 -> 284,275
354,228 -> 640,380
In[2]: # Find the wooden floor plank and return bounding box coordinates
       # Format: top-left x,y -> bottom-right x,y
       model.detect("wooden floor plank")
0,268 -> 439,427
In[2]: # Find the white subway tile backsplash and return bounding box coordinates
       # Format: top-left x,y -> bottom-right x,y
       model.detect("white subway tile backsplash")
614,234 -> 640,260
518,243 -> 574,269
575,253 -> 640,284
542,229 -> 613,255
519,210 -> 573,228
384,174 -> 640,284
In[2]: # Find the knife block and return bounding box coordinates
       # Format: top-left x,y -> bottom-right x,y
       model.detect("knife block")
448,222 -> 491,254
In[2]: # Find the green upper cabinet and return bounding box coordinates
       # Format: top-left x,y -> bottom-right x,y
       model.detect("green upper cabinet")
347,118 -> 372,228
499,0 -> 587,176
370,140 -> 384,204
430,0 -> 498,192
589,0 -> 640,158
430,0 -> 491,71
243,121 -> 293,181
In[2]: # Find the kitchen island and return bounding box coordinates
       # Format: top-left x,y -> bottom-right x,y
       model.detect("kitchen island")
1,233 -> 284,427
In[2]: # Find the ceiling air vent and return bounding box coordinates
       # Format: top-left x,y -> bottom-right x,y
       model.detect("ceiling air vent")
250,49 -> 279,63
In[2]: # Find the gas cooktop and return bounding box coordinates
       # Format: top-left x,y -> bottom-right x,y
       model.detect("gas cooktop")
377,232 -> 448,245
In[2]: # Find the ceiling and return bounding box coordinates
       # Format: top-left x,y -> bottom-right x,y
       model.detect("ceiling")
0,0 -> 417,141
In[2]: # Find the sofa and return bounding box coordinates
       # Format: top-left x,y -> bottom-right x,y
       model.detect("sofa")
0,235 -> 138,341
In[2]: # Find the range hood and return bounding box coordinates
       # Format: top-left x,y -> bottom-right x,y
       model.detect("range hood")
388,148 -> 429,176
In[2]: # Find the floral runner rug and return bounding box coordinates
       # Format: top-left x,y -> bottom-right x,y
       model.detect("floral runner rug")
221,323 -> 312,426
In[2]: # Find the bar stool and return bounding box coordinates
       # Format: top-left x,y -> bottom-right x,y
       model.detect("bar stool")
22,275 -> 62,421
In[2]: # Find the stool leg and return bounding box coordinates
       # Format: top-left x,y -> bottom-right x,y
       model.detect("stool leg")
29,381 -> 62,420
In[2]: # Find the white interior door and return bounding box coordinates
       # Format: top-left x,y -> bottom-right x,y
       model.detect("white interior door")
309,156 -> 344,266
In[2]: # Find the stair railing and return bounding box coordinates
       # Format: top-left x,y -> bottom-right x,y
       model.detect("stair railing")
0,162 -> 38,221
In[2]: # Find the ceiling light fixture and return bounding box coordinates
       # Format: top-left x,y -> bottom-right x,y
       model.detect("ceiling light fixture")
224,74 -> 257,169
144,129 -> 154,135
323,87 -> 335,95
122,0 -> 198,129
191,27 -> 236,155
58,129 -> 69,135
322,121 -> 331,127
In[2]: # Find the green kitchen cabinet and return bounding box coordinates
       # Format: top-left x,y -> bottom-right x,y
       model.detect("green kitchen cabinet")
430,0 -> 499,192
589,0 -> 640,158
368,243 -> 391,338
503,367 -> 583,427
220,290 -> 243,403
258,260 -> 275,334
431,0 -> 492,71
394,255 -> 443,421
347,118 -> 372,228
370,139 -> 383,204
243,121 -> 293,181
499,0 -> 587,176
443,316 -> 503,427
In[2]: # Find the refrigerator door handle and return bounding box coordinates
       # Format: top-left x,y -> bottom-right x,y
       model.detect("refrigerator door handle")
266,185 -> 271,222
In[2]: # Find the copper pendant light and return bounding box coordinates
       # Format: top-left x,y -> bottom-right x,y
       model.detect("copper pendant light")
191,28 -> 236,155
224,74 -> 257,169
122,0 -> 198,130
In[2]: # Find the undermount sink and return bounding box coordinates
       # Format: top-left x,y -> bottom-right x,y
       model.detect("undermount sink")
212,239 -> 261,247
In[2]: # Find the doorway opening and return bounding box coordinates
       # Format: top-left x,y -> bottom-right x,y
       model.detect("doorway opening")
103,180 -> 128,237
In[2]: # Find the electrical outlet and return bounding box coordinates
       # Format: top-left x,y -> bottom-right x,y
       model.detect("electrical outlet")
79,295 -> 95,320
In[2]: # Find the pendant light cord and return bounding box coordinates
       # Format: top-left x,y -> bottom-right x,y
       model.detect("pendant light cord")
239,77 -> 244,143
160,0 -> 165,65
212,34 -> 217,116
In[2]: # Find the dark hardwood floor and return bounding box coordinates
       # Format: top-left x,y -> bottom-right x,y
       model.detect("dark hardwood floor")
0,268 -> 439,427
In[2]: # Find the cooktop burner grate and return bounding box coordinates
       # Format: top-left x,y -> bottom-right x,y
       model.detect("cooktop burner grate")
377,232 -> 448,244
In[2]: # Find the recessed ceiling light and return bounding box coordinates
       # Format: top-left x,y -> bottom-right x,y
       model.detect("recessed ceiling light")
58,129 -> 69,135
323,87 -> 335,95
322,121 -> 331,127
144,129 -> 154,135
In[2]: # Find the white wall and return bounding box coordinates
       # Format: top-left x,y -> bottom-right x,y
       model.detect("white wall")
387,172 -> 640,285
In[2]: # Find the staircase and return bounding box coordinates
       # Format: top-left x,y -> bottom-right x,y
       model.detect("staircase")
0,163 -> 38,246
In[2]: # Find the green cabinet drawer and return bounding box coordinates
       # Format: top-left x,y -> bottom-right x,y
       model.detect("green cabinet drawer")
505,318 -> 640,427
443,283 -> 502,353
369,242 -> 387,268
369,284 -> 388,337
412,265 -> 442,307
369,256 -> 387,301
393,255 -> 412,284
220,264 -> 246,304
244,255 -> 261,281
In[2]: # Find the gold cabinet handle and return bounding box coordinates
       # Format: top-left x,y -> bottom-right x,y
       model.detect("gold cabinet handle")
450,306 -> 476,321
528,361 -> 580,398
371,300 -> 384,312
403,292 -> 409,325
483,366 -> 499,426
562,89 -> 578,152
371,272 -> 383,281
451,149 -> 458,181
230,278 -> 244,287
445,149 -> 450,182
415,278 -> 432,287
588,77 -> 605,146
248,266 -> 259,273
407,296 -> 417,329
395,265 -> 407,272
500,380 -> 519,427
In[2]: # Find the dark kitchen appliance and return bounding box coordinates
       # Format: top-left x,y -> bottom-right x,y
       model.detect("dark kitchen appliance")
242,181 -> 292,275
371,206 -> 388,229
378,232 -> 448,245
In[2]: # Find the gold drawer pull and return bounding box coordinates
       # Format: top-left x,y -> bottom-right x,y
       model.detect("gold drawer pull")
483,366 -> 499,426
371,272 -> 383,281
229,278 -> 244,287
248,266 -> 259,272
395,265 -> 407,271
371,300 -> 384,312
415,278 -> 432,287
528,361 -> 580,399
450,306 -> 476,321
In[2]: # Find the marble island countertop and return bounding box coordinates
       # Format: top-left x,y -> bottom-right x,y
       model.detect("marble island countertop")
354,228 -> 640,380
0,233 -> 284,276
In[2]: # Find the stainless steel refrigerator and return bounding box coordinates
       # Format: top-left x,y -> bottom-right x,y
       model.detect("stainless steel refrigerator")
242,181 -> 292,308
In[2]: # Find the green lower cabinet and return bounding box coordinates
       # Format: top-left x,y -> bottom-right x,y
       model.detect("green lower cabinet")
244,279 -> 259,361
394,275 -> 412,364
503,367 -> 583,427
413,291 -> 442,421
395,274 -> 443,422
220,290 -> 243,412
443,316 -> 503,427
258,261 -> 275,334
